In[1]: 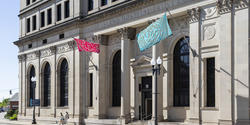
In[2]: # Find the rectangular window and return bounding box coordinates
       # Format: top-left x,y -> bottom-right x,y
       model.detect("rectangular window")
47,8 -> 52,25
57,4 -> 62,21
112,0 -> 118,2
26,0 -> 30,6
101,0 -> 107,6
32,15 -> 36,31
89,73 -> 93,107
27,18 -> 30,33
59,33 -> 64,39
64,1 -> 70,18
40,12 -> 45,27
88,0 -> 93,11
206,58 -> 215,107
28,44 -> 32,48
32,0 -> 36,2
42,39 -> 47,44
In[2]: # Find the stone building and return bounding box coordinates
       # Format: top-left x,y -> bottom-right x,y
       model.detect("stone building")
14,0 -> 249,125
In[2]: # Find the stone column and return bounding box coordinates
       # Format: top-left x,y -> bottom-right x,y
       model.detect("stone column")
217,1 -> 234,124
187,8 -> 202,124
51,46 -> 57,118
18,55 -> 24,116
92,35 -> 108,118
162,53 -> 169,120
118,27 -> 136,124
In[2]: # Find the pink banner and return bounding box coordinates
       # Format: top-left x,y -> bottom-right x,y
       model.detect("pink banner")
74,38 -> 100,53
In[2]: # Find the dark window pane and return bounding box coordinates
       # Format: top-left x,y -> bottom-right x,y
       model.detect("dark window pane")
59,33 -> 64,39
89,73 -> 93,107
47,8 -> 52,25
112,0 -> 118,2
28,44 -> 32,48
26,0 -> 30,6
174,37 -> 190,107
32,0 -> 36,2
60,59 -> 68,106
64,1 -> 70,18
29,66 -> 35,107
42,39 -> 47,44
101,0 -> 107,6
112,50 -> 121,106
27,18 -> 30,33
88,0 -> 93,11
32,15 -> 36,30
43,63 -> 51,106
206,58 -> 215,107
40,12 -> 45,27
57,4 -> 62,21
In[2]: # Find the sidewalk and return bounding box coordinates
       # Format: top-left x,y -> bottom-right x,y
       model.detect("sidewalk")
0,119 -> 57,125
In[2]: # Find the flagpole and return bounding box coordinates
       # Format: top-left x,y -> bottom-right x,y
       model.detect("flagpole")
152,45 -> 158,125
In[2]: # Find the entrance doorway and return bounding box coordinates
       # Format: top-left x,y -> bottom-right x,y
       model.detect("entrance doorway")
140,76 -> 152,120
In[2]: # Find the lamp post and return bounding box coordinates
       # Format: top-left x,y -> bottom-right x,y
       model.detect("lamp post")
150,56 -> 162,125
31,76 -> 37,124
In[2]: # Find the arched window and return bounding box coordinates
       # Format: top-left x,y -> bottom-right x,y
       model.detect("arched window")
29,66 -> 35,107
112,50 -> 121,106
43,63 -> 51,107
60,59 -> 68,106
173,37 -> 190,106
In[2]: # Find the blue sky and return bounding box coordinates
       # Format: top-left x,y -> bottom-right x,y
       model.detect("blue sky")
0,1 -> 20,101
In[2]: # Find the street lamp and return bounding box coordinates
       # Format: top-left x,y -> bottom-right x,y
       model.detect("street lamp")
151,56 -> 162,125
31,76 -> 37,124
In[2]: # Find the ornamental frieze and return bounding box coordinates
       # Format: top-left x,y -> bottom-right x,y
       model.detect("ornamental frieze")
40,48 -> 53,58
217,0 -> 248,14
56,41 -> 75,54
26,51 -> 39,61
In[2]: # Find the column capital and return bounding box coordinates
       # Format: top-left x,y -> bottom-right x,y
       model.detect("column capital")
35,51 -> 40,58
18,54 -> 26,62
67,40 -> 75,50
117,27 -> 136,40
49,46 -> 56,54
187,7 -> 202,23
93,35 -> 109,45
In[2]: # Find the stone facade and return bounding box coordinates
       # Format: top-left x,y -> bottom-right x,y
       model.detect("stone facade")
14,0 -> 250,125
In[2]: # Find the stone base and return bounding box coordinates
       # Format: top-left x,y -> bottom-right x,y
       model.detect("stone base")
84,118 -> 121,125
235,119 -> 250,125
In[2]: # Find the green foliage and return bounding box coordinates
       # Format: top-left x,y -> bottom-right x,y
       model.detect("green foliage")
0,98 -> 9,107
4,109 -> 18,120
10,114 -> 17,120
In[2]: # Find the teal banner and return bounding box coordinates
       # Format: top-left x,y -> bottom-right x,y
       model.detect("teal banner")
137,13 -> 172,51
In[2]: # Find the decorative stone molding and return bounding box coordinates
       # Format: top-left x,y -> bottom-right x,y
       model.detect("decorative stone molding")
203,6 -> 218,19
217,0 -> 248,14
117,27 -> 136,40
57,43 -> 72,54
203,23 -> 216,41
93,35 -> 109,45
26,51 -> 39,61
234,0 -> 249,10
217,0 -> 233,14
50,46 -> 57,54
67,40 -> 75,50
187,8 -> 201,23
40,48 -> 54,58
18,54 -> 26,62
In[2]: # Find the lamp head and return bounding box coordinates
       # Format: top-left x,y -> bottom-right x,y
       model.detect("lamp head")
150,58 -> 156,66
156,57 -> 162,65
31,76 -> 36,82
